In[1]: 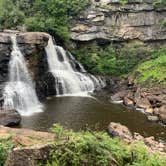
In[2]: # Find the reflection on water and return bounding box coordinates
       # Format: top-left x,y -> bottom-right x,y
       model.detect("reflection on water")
20,95 -> 166,141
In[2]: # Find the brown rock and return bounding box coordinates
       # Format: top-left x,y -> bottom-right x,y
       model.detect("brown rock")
17,32 -> 50,47
5,145 -> 52,166
108,122 -> 133,141
0,109 -> 21,126
145,107 -> 154,114
0,33 -> 11,43
111,90 -> 128,101
135,98 -> 151,110
123,97 -> 134,107
0,126 -> 55,166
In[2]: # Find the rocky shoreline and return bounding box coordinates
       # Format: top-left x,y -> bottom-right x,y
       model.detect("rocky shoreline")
110,78 -> 166,124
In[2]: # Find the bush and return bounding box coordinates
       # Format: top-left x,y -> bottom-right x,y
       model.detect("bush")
0,0 -> 25,29
0,140 -> 13,166
42,124 -> 166,166
0,0 -> 89,42
131,48 -> 166,86
71,41 -> 153,76
153,0 -> 166,8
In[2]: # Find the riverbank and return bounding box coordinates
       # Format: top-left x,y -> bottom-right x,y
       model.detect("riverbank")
110,76 -> 166,125
0,123 -> 166,166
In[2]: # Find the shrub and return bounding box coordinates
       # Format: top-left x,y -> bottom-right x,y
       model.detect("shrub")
71,41 -> 153,76
42,124 -> 166,166
0,140 -> 13,166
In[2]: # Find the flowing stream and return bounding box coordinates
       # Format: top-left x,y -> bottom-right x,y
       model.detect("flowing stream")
45,37 -> 105,96
3,35 -> 42,116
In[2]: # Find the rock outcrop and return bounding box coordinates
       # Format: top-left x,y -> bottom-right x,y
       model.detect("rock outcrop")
0,126 -> 54,166
0,109 -> 21,126
70,0 -> 166,43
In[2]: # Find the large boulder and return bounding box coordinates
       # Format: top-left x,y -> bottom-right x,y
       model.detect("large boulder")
0,109 -> 21,126
108,122 -> 133,141
0,126 -> 55,166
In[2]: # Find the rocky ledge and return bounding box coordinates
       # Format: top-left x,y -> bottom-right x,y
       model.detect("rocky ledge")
0,126 -> 55,166
70,0 -> 166,43
108,122 -> 166,154
110,79 -> 166,124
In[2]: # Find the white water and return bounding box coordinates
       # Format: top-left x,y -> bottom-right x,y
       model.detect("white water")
3,35 -> 42,116
45,37 -> 104,96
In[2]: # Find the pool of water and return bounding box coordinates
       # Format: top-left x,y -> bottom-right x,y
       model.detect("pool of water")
19,93 -> 166,141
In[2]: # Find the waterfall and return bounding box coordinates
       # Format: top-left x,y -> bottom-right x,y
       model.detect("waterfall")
45,37 -> 105,96
3,35 -> 42,116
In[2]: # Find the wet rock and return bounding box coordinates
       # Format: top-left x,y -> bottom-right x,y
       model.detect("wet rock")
108,122 -> 133,141
147,115 -> 159,122
0,109 -> 21,126
111,90 -> 127,101
123,97 -> 134,107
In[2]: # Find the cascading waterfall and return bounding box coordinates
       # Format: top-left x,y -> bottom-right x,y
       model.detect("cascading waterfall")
45,37 -> 105,96
3,35 -> 42,116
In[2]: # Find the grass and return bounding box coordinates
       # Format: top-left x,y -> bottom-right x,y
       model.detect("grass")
132,48 -> 166,86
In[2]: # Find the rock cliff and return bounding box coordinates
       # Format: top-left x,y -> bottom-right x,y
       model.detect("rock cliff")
70,0 -> 166,43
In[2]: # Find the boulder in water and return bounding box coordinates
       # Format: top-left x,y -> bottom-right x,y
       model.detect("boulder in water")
0,109 -> 21,126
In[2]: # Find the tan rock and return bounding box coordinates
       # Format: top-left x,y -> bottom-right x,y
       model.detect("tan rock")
108,122 -> 133,142
0,126 -> 55,166
17,32 -> 50,46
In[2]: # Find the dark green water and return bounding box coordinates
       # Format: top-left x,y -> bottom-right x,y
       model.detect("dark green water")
20,94 -> 166,141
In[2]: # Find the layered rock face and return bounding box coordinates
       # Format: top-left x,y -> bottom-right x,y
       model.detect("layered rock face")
70,0 -> 166,43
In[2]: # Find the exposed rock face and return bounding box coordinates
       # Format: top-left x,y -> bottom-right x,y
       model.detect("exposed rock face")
0,126 -> 54,166
0,109 -> 21,126
17,32 -> 50,47
108,122 -> 166,154
0,31 -> 52,102
70,1 -> 166,43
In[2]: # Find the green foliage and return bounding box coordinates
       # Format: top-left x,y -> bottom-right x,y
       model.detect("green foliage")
0,0 -> 89,42
0,140 -> 13,166
120,0 -> 128,5
132,48 -> 166,86
160,21 -> 166,27
153,0 -> 166,8
71,41 -> 152,76
0,0 -> 25,29
42,124 -> 166,166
